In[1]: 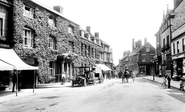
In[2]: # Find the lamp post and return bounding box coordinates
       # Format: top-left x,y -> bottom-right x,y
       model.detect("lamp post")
153,60 -> 155,81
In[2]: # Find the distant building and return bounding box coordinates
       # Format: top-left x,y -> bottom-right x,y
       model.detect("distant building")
128,38 -> 155,76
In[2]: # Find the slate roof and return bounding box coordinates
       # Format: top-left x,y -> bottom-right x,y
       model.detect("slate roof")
129,45 -> 144,56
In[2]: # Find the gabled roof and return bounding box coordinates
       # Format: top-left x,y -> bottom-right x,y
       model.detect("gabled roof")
120,54 -> 129,61
129,45 -> 144,56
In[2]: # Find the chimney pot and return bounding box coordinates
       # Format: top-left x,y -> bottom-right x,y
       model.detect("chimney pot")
86,26 -> 91,33
53,6 -> 63,14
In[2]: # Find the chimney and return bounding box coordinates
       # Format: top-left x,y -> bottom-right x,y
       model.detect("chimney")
95,32 -> 99,38
144,38 -> 147,45
53,6 -> 64,14
86,26 -> 91,33
138,40 -> 142,47
132,39 -> 135,51
174,0 -> 183,9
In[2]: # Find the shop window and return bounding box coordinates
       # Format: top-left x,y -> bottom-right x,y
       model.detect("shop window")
23,5 -> 34,18
23,28 -> 34,48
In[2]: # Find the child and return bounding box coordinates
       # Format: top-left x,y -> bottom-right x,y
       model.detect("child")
162,74 -> 167,89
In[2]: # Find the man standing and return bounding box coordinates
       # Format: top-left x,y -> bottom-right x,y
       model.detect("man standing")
12,70 -> 17,92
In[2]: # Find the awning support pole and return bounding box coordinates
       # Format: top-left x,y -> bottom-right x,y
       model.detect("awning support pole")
33,70 -> 35,93
16,70 -> 18,96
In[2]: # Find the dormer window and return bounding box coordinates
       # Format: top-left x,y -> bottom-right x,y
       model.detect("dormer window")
23,5 -> 34,18
80,30 -> 84,38
84,33 -> 89,39
48,16 -> 56,27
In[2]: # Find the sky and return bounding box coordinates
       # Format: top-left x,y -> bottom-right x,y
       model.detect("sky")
37,0 -> 174,65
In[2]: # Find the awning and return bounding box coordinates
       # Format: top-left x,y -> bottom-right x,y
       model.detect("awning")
95,64 -> 111,71
0,48 -> 38,70
0,59 -> 15,70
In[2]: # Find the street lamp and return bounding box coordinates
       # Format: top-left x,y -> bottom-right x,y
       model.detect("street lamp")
153,60 -> 155,81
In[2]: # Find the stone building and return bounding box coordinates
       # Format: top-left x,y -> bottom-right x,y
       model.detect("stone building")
0,0 -> 13,89
0,0 -> 113,88
155,6 -> 175,77
171,0 -> 185,79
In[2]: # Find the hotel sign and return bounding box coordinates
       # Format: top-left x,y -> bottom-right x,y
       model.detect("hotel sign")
172,23 -> 185,39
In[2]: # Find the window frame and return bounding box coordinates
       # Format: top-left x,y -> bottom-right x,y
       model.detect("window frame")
48,16 -> 56,27
48,36 -> 57,50
23,28 -> 34,48
23,4 -> 34,18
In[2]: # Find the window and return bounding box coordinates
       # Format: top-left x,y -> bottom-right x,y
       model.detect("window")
48,16 -> 56,27
23,28 -> 34,48
173,43 -> 175,54
68,26 -> 73,34
182,38 -> 185,52
85,45 -> 87,56
146,46 -> 150,52
0,18 -> 3,36
68,41 -> 74,52
177,41 -> 179,53
23,5 -> 34,18
163,38 -> 165,48
167,35 -> 169,46
81,43 -> 83,55
49,36 -> 56,50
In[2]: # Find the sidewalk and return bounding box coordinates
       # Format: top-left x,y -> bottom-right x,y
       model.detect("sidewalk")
0,79 -> 113,103
143,76 -> 181,90
0,82 -> 72,103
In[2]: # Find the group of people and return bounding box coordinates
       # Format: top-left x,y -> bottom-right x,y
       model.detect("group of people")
162,72 -> 171,89
119,68 -> 135,83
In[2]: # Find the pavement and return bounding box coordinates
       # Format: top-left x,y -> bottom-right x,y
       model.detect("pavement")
143,75 -> 181,90
0,82 -> 72,103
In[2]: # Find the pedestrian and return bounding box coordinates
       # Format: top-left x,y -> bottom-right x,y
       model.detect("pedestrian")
124,69 -> 130,83
130,70 -> 135,82
12,70 -> 17,92
61,71 -> 66,84
162,74 -> 167,89
166,72 -> 171,89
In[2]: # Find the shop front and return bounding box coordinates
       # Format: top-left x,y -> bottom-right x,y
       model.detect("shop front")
0,48 -> 38,95
172,54 -> 184,80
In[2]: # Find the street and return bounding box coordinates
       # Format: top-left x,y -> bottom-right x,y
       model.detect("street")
1,78 -> 185,112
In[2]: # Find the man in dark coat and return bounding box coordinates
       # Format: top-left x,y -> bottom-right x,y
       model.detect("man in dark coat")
12,70 -> 17,92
